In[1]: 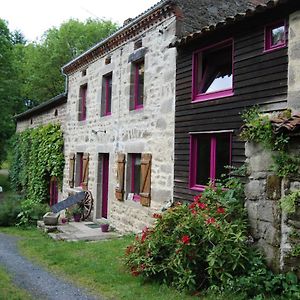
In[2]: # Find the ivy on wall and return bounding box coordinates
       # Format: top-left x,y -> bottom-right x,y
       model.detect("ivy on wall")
10,123 -> 65,204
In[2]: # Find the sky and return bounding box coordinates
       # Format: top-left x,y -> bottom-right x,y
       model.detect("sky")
1,0 -> 160,41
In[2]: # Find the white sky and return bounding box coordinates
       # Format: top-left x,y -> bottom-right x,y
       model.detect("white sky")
1,0 -> 160,41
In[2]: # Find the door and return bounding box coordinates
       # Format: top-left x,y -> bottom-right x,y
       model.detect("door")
49,177 -> 58,206
101,154 -> 109,218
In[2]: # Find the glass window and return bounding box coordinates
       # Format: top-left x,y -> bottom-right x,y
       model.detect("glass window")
79,85 -> 87,121
265,21 -> 286,51
102,73 -> 112,116
130,61 -> 144,110
193,41 -> 233,101
190,133 -> 231,189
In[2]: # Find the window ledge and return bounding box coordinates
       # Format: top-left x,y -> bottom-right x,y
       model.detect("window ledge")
189,185 -> 206,192
263,44 -> 287,53
193,89 -> 234,102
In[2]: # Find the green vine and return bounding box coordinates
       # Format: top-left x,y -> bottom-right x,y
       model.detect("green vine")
280,191 -> 300,214
9,123 -> 65,204
240,106 -> 299,177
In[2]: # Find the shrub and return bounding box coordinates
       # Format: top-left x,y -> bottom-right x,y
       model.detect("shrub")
0,195 -> 22,226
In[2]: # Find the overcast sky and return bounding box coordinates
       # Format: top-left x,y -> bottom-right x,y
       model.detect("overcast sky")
1,0 -> 160,41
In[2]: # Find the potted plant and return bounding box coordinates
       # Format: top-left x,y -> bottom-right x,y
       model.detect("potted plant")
100,220 -> 109,232
71,205 -> 82,222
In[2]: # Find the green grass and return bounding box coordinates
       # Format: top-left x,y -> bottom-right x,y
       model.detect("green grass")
0,228 -> 196,300
0,265 -> 32,300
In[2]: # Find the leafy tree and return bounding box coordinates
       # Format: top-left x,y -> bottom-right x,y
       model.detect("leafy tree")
20,18 -> 117,103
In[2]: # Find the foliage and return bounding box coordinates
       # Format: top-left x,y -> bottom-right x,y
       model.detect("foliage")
124,179 -> 250,292
0,173 -> 11,192
280,191 -> 300,214
240,106 -> 299,178
0,194 -> 22,226
19,18 -> 117,103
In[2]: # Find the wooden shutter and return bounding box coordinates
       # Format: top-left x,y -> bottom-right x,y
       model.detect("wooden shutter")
81,153 -> 89,190
69,153 -> 75,188
115,153 -> 126,201
140,153 -> 152,207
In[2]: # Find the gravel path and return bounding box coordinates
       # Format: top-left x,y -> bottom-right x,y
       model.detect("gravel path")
0,233 -> 104,300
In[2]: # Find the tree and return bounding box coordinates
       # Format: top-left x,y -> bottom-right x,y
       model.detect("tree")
20,18 -> 117,103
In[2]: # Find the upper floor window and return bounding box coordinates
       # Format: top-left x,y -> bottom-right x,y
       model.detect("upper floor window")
101,73 -> 112,116
189,133 -> 231,191
265,21 -> 287,51
130,60 -> 144,110
78,84 -> 87,121
193,40 -> 233,102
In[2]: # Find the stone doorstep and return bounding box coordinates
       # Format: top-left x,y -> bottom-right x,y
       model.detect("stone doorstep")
47,221 -> 122,242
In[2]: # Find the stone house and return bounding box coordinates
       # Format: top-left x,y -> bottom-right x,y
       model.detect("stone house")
59,0 -> 263,233
172,0 -> 300,275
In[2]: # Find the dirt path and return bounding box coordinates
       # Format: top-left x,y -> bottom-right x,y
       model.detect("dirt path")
0,233 -> 104,300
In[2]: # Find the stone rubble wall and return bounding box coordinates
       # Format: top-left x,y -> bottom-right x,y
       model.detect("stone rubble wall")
63,16 -> 177,233
16,104 -> 67,132
245,142 -> 300,276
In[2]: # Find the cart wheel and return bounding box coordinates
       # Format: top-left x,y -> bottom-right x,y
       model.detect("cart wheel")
79,191 -> 94,220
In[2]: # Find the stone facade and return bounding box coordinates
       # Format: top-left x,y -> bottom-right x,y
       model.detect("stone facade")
245,142 -> 300,276
63,15 -> 177,233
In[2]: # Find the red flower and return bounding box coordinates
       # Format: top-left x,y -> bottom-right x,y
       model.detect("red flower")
141,227 -> 149,243
191,209 -> 197,215
181,235 -> 190,245
131,267 -> 140,277
206,217 -> 216,225
197,202 -> 207,210
189,202 -> 196,209
217,207 -> 225,214
153,213 -> 162,219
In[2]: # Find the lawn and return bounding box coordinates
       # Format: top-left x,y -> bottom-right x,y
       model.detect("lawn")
0,265 -> 32,300
0,227 -> 200,300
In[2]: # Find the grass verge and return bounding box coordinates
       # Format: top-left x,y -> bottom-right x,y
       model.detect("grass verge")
0,227 -> 197,300
0,265 -> 32,300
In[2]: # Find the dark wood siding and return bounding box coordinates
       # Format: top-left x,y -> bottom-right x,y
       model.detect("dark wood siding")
174,17 -> 289,202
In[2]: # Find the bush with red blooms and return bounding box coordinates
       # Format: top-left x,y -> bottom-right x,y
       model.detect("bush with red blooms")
124,180 -> 252,292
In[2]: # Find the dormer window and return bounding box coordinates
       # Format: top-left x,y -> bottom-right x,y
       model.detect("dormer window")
265,21 -> 287,51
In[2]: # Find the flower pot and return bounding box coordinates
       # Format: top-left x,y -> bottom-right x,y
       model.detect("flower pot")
100,223 -> 109,232
73,213 -> 81,222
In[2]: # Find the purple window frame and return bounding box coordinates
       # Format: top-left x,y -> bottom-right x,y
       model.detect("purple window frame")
192,39 -> 234,102
264,20 -> 287,52
189,133 -> 232,191
133,62 -> 144,110
131,153 -> 141,202
79,85 -> 87,121
78,153 -> 84,187
104,74 -> 112,116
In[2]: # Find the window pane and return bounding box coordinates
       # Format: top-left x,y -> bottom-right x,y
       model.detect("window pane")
215,134 -> 230,180
196,135 -> 211,185
133,154 -> 141,194
271,25 -> 285,47
199,45 -> 232,94
137,63 -> 144,106
106,76 -> 112,114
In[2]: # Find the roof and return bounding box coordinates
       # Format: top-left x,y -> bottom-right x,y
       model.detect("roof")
62,0 -> 263,75
15,93 -> 67,121
171,0 -> 296,47
271,113 -> 300,134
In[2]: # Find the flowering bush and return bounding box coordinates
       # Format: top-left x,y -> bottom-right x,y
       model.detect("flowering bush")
124,181 -> 251,292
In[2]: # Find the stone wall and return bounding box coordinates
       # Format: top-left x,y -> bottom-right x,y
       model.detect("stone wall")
16,103 -> 67,132
245,142 -> 300,276
63,15 -> 177,233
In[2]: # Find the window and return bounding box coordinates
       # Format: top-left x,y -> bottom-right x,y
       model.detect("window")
101,73 -> 112,116
105,56 -> 111,65
78,84 -> 87,121
76,153 -> 84,187
190,133 -> 231,190
130,61 -> 144,110
265,21 -> 286,51
134,39 -> 143,50
193,40 -> 233,102
128,153 -> 141,201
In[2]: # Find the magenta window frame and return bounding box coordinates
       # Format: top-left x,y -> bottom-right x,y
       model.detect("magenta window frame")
79,85 -> 87,121
133,62 -> 144,110
189,133 -> 232,191
131,153 -> 141,202
192,39 -> 234,102
264,20 -> 287,52
104,74 -> 112,116
79,153 -> 84,187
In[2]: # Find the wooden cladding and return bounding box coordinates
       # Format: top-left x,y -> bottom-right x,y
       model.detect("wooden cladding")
81,153 -> 89,190
140,153 -> 152,207
69,153 -> 75,188
115,153 -> 126,201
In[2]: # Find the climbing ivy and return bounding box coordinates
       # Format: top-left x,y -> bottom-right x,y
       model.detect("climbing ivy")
10,123 -> 65,204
